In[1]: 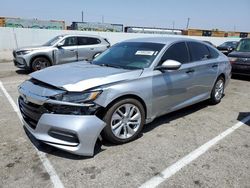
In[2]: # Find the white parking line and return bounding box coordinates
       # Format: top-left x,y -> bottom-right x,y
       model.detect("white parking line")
2,80 -> 25,85
0,81 -> 64,188
139,115 -> 250,188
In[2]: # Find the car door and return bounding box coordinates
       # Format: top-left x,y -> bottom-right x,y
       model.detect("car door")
56,36 -> 78,64
77,37 -> 102,61
152,41 -> 200,115
187,41 -> 219,95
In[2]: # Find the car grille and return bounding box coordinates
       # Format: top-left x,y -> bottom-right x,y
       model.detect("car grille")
235,57 -> 250,65
18,96 -> 48,129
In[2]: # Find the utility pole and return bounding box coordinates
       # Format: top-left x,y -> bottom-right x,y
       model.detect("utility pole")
186,17 -> 190,29
81,11 -> 84,22
102,15 -> 104,23
172,21 -> 175,32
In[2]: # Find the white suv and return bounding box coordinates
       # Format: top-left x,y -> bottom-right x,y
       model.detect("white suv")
13,34 -> 110,71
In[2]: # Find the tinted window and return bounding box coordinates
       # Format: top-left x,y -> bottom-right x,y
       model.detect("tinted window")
62,37 -> 77,46
161,42 -> 189,64
88,37 -> 101,45
236,39 -> 250,52
78,37 -> 101,45
207,46 -> 219,59
188,42 -> 210,61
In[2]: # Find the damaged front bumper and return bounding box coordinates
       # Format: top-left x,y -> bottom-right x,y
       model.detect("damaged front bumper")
18,80 -> 106,156
23,113 -> 105,156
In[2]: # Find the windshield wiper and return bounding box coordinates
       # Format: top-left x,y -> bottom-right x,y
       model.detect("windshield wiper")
99,63 -> 126,69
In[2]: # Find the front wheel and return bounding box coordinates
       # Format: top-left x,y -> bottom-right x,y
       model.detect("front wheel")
102,98 -> 145,144
30,57 -> 51,72
209,77 -> 225,105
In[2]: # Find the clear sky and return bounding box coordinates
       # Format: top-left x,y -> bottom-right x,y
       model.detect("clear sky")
1,0 -> 250,32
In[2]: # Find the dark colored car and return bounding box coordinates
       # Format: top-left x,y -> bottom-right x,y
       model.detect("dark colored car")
217,41 -> 238,55
228,38 -> 250,76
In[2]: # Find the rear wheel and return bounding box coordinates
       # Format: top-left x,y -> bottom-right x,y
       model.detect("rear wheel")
30,57 -> 51,71
210,77 -> 225,104
102,98 -> 145,144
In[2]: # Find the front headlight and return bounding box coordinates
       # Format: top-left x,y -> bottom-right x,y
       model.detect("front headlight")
17,50 -> 33,55
56,91 -> 102,103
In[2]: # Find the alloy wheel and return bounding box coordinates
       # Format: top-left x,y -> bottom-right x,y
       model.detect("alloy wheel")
111,103 -> 141,139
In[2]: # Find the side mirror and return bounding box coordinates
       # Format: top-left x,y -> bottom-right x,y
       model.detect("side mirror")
57,42 -> 64,48
228,46 -> 234,52
155,60 -> 181,71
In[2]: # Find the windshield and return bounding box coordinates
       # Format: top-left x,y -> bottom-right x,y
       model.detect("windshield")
220,41 -> 238,47
92,42 -> 164,69
236,39 -> 250,52
43,35 -> 64,46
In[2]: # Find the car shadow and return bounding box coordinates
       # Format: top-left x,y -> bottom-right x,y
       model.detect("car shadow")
15,69 -> 30,75
23,100 -> 224,159
237,112 -> 250,126
103,100 -> 210,147
231,74 -> 250,81
142,101 -> 209,133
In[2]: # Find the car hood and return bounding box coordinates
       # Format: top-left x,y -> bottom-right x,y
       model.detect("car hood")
30,62 -> 143,92
15,46 -> 52,52
228,51 -> 250,58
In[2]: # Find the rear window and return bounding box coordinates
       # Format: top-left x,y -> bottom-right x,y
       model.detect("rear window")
236,39 -> 250,52
78,37 -> 101,45
187,42 -> 210,61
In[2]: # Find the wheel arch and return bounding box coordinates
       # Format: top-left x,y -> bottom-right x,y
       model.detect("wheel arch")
29,55 -> 52,67
95,94 -> 147,119
218,73 -> 225,81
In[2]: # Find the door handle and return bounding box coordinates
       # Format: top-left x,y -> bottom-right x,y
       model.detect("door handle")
212,64 -> 218,68
90,48 -> 94,50
70,49 -> 76,51
186,69 -> 195,74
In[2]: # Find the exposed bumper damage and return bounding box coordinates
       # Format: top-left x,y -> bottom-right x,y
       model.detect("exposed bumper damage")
23,113 -> 105,156
18,79 -> 106,156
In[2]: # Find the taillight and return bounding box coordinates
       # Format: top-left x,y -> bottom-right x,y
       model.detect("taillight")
228,57 -> 237,64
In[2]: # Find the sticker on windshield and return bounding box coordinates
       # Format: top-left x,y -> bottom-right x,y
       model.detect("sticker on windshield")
135,50 -> 156,56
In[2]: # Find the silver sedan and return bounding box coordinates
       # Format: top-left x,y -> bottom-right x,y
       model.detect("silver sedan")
18,37 -> 231,156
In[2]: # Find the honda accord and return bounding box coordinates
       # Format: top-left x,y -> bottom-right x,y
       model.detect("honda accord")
18,37 -> 231,156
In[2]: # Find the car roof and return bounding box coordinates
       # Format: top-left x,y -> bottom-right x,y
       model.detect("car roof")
124,37 -> 198,45
59,34 -> 102,38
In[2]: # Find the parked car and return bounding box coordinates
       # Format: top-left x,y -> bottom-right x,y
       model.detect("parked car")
217,41 -> 238,55
18,37 -> 231,156
13,34 -> 110,71
228,38 -> 250,76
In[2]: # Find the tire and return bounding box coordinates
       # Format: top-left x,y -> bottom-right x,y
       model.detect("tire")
30,57 -> 51,72
102,98 -> 145,144
209,76 -> 225,105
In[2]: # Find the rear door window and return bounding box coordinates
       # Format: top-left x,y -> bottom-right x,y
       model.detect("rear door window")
87,37 -> 101,45
78,37 -> 101,45
161,42 -> 189,64
187,42 -> 210,61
